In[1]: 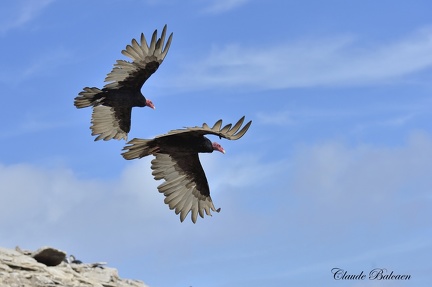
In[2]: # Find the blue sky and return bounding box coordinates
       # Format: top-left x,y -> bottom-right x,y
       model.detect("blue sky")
1,0 -> 431,286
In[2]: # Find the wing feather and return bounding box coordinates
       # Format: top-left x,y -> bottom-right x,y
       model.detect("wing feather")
226,116 -> 244,136
91,105 -> 130,141
156,26 -> 166,53
161,31 -> 173,59
211,119 -> 223,131
148,30 -> 157,54
227,119 -> 252,140
131,38 -> 144,58
124,43 -> 141,60
219,123 -> 232,134
179,192 -> 194,221
150,153 -> 219,223
104,25 -> 173,90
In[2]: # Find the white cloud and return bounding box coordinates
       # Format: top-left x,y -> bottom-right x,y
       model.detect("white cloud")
287,130 -> 432,234
0,0 -> 55,34
171,27 -> 432,91
199,152 -> 286,200
0,159 -> 163,244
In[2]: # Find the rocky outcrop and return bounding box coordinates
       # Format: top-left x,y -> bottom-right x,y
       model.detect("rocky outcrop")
0,246 -> 148,287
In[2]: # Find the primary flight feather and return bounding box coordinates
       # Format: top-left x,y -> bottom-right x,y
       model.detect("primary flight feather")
74,25 -> 173,141
121,116 -> 252,223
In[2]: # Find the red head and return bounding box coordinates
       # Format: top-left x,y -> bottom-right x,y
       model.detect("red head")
212,142 -> 225,154
146,99 -> 155,109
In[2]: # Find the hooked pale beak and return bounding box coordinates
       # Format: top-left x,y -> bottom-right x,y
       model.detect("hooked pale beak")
146,99 -> 155,110
212,142 -> 225,154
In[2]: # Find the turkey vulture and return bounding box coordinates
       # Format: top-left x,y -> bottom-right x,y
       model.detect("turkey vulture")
74,25 -> 173,141
121,116 -> 252,223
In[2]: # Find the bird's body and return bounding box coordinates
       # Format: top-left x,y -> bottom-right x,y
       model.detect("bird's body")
74,25 -> 172,141
122,117 -> 252,223
94,88 -> 148,108
140,134 -> 214,155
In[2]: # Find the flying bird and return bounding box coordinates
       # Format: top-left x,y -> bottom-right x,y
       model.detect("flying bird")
74,25 -> 173,141
121,116 -> 252,223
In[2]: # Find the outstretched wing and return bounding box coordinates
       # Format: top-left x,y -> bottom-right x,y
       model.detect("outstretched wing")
103,25 -> 173,90
90,105 -> 131,141
158,116 -> 252,141
151,153 -> 220,223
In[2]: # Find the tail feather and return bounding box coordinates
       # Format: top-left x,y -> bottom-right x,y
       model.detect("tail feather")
122,138 -> 158,160
74,87 -> 103,108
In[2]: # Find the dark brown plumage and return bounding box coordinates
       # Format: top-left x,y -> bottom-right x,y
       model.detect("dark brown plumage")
74,25 -> 173,141
121,117 -> 252,223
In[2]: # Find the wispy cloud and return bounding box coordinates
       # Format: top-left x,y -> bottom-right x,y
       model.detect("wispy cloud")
202,0 -> 249,14
288,130 -> 432,233
0,159 -> 162,240
21,48 -> 71,79
0,47 -> 72,85
171,27 -> 432,91
0,115 -> 75,140
0,0 -> 55,34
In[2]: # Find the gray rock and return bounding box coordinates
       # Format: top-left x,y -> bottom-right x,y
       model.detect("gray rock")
0,246 -> 148,287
